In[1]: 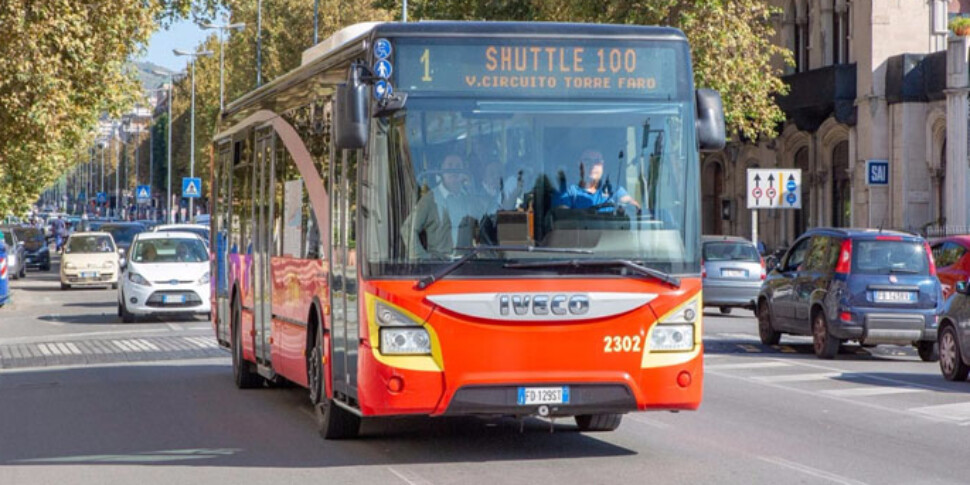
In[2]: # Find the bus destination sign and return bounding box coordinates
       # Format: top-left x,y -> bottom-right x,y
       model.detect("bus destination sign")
394,40 -> 683,99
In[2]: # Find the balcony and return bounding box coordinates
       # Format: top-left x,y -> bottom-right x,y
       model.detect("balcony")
776,63 -> 857,132
885,51 -> 946,105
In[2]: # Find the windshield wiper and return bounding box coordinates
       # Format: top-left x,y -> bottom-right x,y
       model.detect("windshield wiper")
415,245 -> 593,290
503,258 -> 681,288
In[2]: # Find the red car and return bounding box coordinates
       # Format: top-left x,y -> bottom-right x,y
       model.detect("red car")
931,236 -> 970,299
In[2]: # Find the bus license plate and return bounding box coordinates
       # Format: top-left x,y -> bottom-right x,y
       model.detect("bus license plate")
163,295 -> 186,304
721,269 -> 746,278
874,291 -> 916,303
517,386 -> 569,406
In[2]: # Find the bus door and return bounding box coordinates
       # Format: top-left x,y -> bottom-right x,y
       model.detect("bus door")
330,145 -> 360,398
253,129 -> 274,365
215,142 -> 232,344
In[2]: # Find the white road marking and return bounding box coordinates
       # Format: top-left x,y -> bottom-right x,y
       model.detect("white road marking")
55,342 -> 77,355
753,372 -> 841,383
37,344 -> 52,356
48,343 -> 63,355
166,323 -> 182,331
762,357 -> 958,394
113,340 -> 137,352
823,387 -> 926,397
758,456 -> 868,485
909,402 -> 970,422
387,467 -> 434,485
63,342 -> 81,355
705,361 -> 790,370
184,337 -> 216,349
132,339 -> 160,351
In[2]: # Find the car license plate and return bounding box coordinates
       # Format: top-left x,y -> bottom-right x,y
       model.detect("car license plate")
517,386 -> 569,405
721,269 -> 747,278
80,271 -> 98,279
163,295 -> 186,304
874,291 -> 916,303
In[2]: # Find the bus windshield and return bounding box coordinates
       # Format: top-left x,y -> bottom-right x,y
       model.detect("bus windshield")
365,98 -> 700,278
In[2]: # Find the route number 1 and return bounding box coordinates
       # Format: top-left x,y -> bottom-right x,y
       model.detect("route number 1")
420,48 -> 432,82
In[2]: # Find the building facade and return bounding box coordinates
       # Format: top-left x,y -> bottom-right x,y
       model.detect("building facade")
704,0 -> 970,249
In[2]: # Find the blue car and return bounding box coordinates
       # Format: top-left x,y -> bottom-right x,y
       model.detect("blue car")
757,228 -> 942,360
0,240 -> 10,307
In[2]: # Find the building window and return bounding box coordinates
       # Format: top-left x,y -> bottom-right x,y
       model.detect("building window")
795,0 -> 810,72
831,141 -> 850,227
832,0 -> 850,64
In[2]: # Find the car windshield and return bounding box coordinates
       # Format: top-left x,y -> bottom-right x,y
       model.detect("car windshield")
703,242 -> 760,262
365,97 -> 699,278
65,235 -> 115,254
131,238 -> 207,263
0,231 -> 12,246
101,225 -> 142,245
158,227 -> 209,242
14,228 -> 44,243
852,239 -> 929,275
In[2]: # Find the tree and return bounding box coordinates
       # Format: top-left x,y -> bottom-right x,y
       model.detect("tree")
374,0 -> 791,141
0,1 -> 158,216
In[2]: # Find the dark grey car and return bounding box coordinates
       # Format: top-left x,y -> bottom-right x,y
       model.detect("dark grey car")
702,236 -> 764,314
0,226 -> 26,280
938,281 -> 970,381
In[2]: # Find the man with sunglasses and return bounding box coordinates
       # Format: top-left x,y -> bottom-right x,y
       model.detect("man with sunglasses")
554,149 -> 641,212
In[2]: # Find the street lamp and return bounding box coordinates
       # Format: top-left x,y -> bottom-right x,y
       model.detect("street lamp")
173,48 -> 213,220
202,20 -> 245,111
152,70 -> 184,223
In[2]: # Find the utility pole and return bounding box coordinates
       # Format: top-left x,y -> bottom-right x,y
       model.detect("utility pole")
173,49 -> 213,220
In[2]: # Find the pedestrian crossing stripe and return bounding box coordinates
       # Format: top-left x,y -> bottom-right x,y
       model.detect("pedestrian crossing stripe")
184,181 -> 199,196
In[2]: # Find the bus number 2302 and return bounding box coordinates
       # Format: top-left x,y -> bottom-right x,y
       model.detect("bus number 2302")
603,335 -> 642,353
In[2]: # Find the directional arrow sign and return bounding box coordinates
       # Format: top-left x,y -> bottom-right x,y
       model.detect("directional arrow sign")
182,177 -> 202,199
747,168 -> 801,209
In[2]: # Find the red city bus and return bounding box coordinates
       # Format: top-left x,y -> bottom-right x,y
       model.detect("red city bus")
211,21 -> 725,439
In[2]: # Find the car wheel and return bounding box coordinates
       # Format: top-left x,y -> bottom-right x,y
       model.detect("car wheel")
111,283 -> 118,290
60,283 -> 69,290
19,265 -> 26,279
812,312 -> 840,360
917,341 -> 939,362
575,414 -> 623,432
232,298 -> 262,389
939,326 -> 970,381
719,306 -> 732,315
41,264 -> 50,271
757,300 -> 781,346
120,298 -> 136,323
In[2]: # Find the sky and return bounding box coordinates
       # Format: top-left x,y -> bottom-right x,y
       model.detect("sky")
139,18 -> 212,72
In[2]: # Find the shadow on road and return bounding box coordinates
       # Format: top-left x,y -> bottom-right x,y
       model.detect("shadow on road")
0,363 -> 636,467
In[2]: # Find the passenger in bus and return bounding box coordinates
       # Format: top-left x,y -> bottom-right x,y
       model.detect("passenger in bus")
554,149 -> 641,212
477,161 -> 521,211
402,154 -> 483,259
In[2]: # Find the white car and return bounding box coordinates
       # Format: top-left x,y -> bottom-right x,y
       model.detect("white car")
60,232 -> 120,290
118,231 -> 211,323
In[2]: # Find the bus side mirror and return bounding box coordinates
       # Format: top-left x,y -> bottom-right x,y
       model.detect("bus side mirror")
695,88 -> 726,151
334,65 -> 369,150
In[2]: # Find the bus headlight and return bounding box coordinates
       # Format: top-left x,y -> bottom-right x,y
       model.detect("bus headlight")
380,328 -> 431,355
376,301 -> 416,327
649,325 -> 694,351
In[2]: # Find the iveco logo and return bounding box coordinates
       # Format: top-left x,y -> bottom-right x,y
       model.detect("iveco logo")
498,294 -> 590,316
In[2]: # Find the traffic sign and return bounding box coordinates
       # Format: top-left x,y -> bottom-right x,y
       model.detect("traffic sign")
182,177 -> 202,199
374,38 -> 392,59
96,192 -> 107,204
866,159 -> 889,186
136,185 -> 151,203
746,168 -> 801,209
374,59 -> 392,79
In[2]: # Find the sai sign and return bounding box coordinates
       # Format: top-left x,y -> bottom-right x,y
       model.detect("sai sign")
746,168 -> 802,209
182,177 -> 202,199
866,160 -> 889,186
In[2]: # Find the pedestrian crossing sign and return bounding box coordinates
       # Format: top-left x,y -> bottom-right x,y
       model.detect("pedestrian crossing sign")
136,185 -> 151,203
182,177 -> 201,199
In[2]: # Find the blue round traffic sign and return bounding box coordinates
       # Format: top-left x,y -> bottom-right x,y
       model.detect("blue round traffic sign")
786,192 -> 797,204
374,80 -> 393,99
374,59 -> 392,79
374,38 -> 392,59
786,179 -> 797,192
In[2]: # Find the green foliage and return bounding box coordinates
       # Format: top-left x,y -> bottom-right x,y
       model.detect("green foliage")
375,0 -> 791,141
0,0 -> 158,216
950,16 -> 970,35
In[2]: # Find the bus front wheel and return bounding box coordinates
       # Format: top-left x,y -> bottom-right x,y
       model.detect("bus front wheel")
310,322 -> 360,439
232,299 -> 262,389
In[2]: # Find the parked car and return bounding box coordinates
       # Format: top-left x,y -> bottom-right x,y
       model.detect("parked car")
0,225 -> 27,280
701,235 -> 764,313
12,226 -> 51,271
97,222 -> 145,256
0,240 -> 10,307
757,228 -> 942,360
153,224 -> 210,246
118,231 -> 211,323
59,232 -> 120,290
930,235 -> 970,299
937,279 -> 970,380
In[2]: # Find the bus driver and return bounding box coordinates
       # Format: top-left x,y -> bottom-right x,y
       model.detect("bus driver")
554,149 -> 641,212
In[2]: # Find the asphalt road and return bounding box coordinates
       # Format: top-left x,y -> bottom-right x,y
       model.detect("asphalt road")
2,259 -> 970,484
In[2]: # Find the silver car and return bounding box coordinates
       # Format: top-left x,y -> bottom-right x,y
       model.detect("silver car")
701,236 -> 764,314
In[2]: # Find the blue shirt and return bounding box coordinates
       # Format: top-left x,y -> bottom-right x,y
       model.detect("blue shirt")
554,183 -> 629,211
